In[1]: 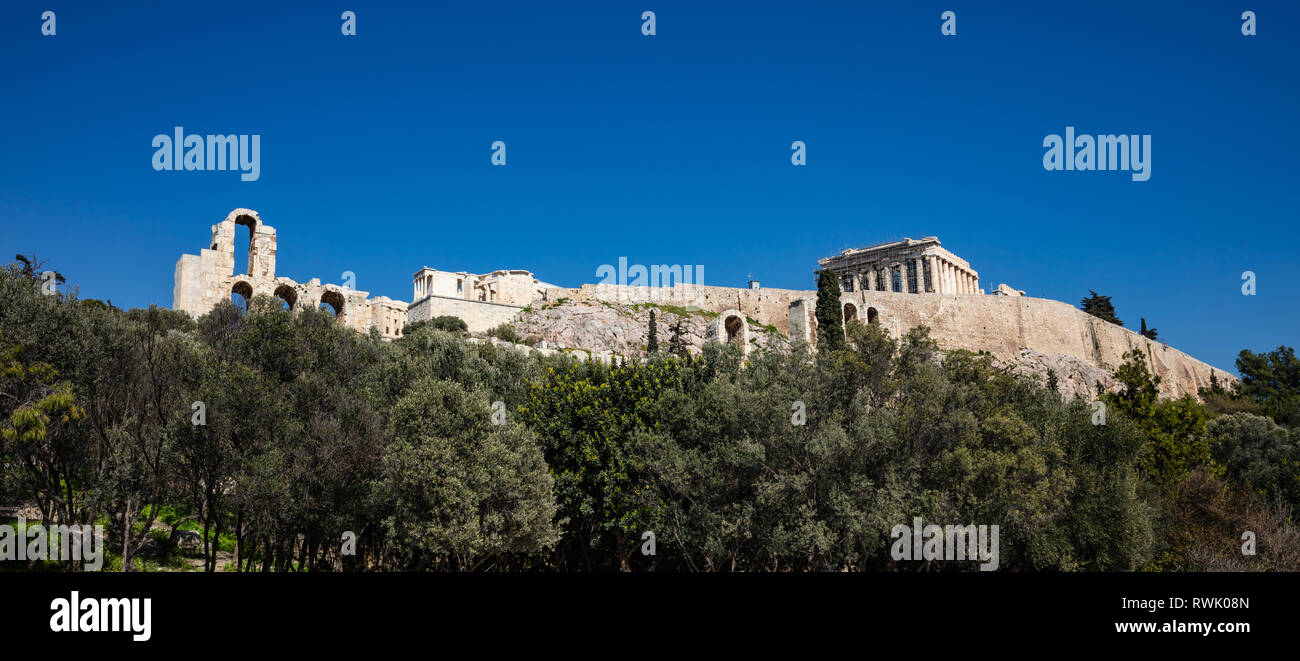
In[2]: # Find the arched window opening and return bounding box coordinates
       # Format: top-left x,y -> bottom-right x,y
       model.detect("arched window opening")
843,303 -> 858,324
231,281 -> 254,313
319,290 -> 346,321
724,315 -> 744,345
273,284 -> 297,312
232,214 -> 257,277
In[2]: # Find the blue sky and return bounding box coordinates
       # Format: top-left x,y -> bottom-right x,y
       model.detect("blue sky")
2,1 -> 1296,372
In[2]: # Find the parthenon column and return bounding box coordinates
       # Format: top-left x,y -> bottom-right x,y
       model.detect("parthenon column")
896,264 -> 907,293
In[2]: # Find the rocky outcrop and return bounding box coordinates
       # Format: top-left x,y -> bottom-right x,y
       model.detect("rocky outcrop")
503,300 -> 1216,403
998,348 -> 1119,400
508,300 -> 788,358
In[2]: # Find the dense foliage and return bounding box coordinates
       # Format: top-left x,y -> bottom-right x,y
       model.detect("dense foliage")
1080,290 -> 1123,326
815,268 -> 844,351
3,259 -> 1297,571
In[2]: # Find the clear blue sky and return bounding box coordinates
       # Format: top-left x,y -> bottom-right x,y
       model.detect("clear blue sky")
2,1 -> 1296,373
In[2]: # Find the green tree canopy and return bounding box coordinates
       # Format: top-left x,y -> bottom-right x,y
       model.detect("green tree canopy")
1080,291 -> 1122,326
815,268 -> 844,351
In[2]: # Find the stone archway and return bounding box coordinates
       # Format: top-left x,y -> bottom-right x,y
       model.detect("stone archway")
206,209 -> 277,284
231,280 -> 254,311
843,303 -> 858,324
708,308 -> 750,356
319,290 -> 346,322
724,315 -> 744,345
867,307 -> 879,325
273,283 -> 297,311
233,213 -> 257,277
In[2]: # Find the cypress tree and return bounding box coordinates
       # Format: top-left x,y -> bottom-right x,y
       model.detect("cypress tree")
815,268 -> 845,351
647,309 -> 659,353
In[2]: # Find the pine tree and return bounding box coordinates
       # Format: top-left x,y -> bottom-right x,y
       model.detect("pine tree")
1080,290 -> 1123,326
815,268 -> 845,351
647,310 -> 659,353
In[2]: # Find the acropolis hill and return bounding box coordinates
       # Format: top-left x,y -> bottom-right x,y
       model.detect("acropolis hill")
173,209 -> 1235,400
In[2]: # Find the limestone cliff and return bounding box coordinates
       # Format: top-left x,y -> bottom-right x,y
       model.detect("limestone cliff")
503,296 -> 1231,401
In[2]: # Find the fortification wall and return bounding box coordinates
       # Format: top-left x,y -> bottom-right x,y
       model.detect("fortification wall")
790,289 -> 1234,400
577,281 -> 1232,399
573,283 -> 808,334
407,294 -> 524,333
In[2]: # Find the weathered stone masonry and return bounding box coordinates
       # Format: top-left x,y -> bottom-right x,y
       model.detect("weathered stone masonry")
819,237 -> 980,295
173,209 -> 407,338
172,217 -> 1233,400
406,266 -> 564,333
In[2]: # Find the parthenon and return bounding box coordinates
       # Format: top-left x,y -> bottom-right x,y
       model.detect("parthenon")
818,237 -> 980,295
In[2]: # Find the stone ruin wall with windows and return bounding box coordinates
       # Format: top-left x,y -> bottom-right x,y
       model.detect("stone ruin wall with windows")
406,266 -> 569,333
172,215 -> 1232,400
172,209 -> 407,339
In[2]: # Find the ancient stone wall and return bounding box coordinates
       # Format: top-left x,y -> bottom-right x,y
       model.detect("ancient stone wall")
705,309 -> 752,356
407,294 -> 525,333
171,211 -> 1235,400
574,283 -> 808,334
173,209 -> 407,339
510,301 -> 787,358
786,289 -> 1234,400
